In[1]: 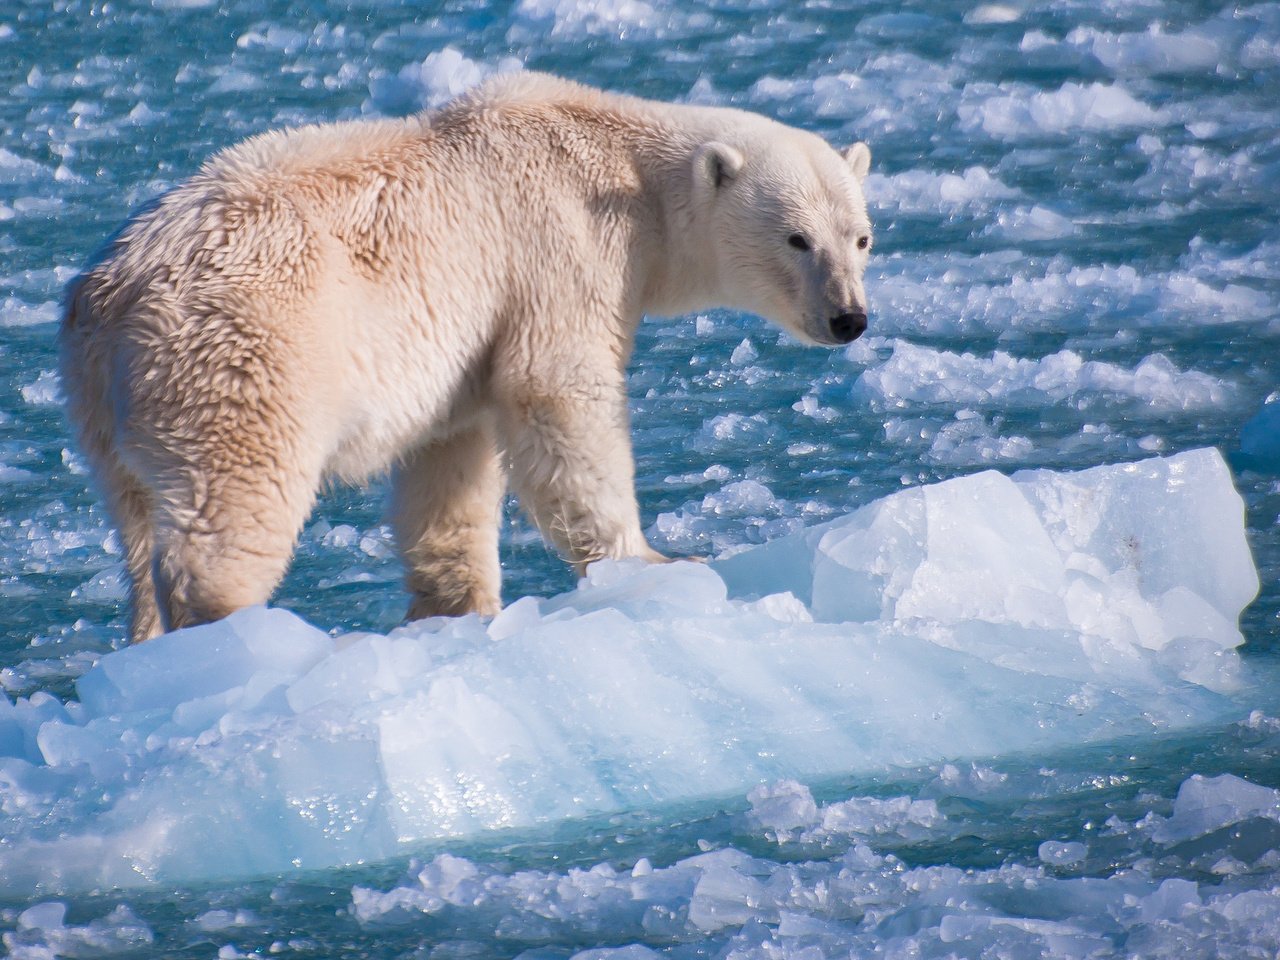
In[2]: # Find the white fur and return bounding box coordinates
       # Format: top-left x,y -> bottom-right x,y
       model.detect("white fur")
59,73 -> 874,641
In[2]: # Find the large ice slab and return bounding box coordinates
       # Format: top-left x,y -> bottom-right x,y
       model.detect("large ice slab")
718,446 -> 1257,691
0,449 -> 1258,893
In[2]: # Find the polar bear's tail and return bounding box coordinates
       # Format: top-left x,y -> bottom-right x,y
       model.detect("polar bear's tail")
60,279 -> 164,643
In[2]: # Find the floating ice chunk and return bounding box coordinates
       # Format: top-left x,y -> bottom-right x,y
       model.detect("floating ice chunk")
684,75 -> 722,105
648,509 -> 711,555
208,70 -> 262,94
0,297 -> 58,327
366,47 -> 522,115
0,462 -> 36,483
960,81 -> 1161,138
687,412 -> 774,453
1160,274 -> 1270,319
913,412 -> 1036,466
2,902 -> 153,956
746,780 -> 820,838
416,852 -> 482,906
925,762 -> 1010,798
867,247 -> 1274,338
854,341 -> 1232,412
511,0 -> 665,38
0,148 -> 51,184
1243,33 -> 1280,69
1218,888 -> 1280,922
750,56 -> 959,138
18,900 -> 66,931
965,4 -> 1021,24
236,25 -> 308,53
793,393 -> 838,422
687,852 -> 776,932
1152,774 -> 1280,846
195,909 -> 259,932
1038,840 -> 1086,865
750,75 -> 806,103
321,523 -> 360,549
71,563 -> 127,603
702,479 -> 778,517
729,338 -> 757,366
985,204 -> 1079,240
359,528 -> 395,559
1065,24 -> 1225,76
749,787 -> 948,845
125,101 -> 161,124
865,166 -> 1021,215
19,370 -> 61,407
1135,143 -> 1260,206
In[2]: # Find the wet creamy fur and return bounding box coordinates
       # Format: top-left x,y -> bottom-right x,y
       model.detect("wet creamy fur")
60,73 -> 873,642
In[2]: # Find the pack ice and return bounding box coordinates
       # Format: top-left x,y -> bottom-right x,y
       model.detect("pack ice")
0,449 -> 1258,893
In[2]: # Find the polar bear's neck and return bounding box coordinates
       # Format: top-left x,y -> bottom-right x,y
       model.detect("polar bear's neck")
622,106 -> 780,321
457,75 -> 777,321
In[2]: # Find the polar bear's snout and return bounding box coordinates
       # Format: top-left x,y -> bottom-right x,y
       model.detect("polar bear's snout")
829,311 -> 867,344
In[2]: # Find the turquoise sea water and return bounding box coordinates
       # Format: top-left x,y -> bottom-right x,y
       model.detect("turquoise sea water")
1,0 -> 1279,957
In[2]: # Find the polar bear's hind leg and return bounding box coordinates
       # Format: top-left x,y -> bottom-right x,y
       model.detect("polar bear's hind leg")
390,420 -> 505,620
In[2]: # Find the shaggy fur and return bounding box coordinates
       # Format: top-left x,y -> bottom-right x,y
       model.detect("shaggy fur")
60,73 -> 874,642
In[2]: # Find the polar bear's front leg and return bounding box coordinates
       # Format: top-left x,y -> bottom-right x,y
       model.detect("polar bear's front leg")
390,420 -> 504,620
497,373 -> 667,574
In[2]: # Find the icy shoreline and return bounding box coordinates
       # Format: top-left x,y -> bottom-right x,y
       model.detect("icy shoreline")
0,448 -> 1259,894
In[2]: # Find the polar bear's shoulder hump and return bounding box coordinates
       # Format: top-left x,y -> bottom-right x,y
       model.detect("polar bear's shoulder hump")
202,115 -> 429,184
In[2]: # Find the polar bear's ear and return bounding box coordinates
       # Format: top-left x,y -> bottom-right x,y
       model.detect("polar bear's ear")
843,142 -> 872,182
695,141 -> 745,190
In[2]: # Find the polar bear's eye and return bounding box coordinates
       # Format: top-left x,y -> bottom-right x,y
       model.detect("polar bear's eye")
787,233 -> 811,251
857,236 -> 870,250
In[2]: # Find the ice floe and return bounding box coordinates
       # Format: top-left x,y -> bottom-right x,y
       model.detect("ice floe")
0,449 -> 1258,894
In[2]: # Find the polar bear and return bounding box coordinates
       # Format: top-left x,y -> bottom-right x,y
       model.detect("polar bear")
60,73 -> 874,643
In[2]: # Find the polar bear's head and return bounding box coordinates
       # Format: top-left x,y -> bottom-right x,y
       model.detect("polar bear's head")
691,129 -> 873,346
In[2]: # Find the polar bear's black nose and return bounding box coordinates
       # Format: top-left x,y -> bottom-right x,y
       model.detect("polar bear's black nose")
830,312 -> 867,343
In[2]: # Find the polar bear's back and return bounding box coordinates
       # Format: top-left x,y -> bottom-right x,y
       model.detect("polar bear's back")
199,114 -> 431,186
201,73 -> 649,188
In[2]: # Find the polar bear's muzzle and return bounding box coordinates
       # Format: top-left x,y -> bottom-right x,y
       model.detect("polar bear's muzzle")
829,311 -> 867,344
